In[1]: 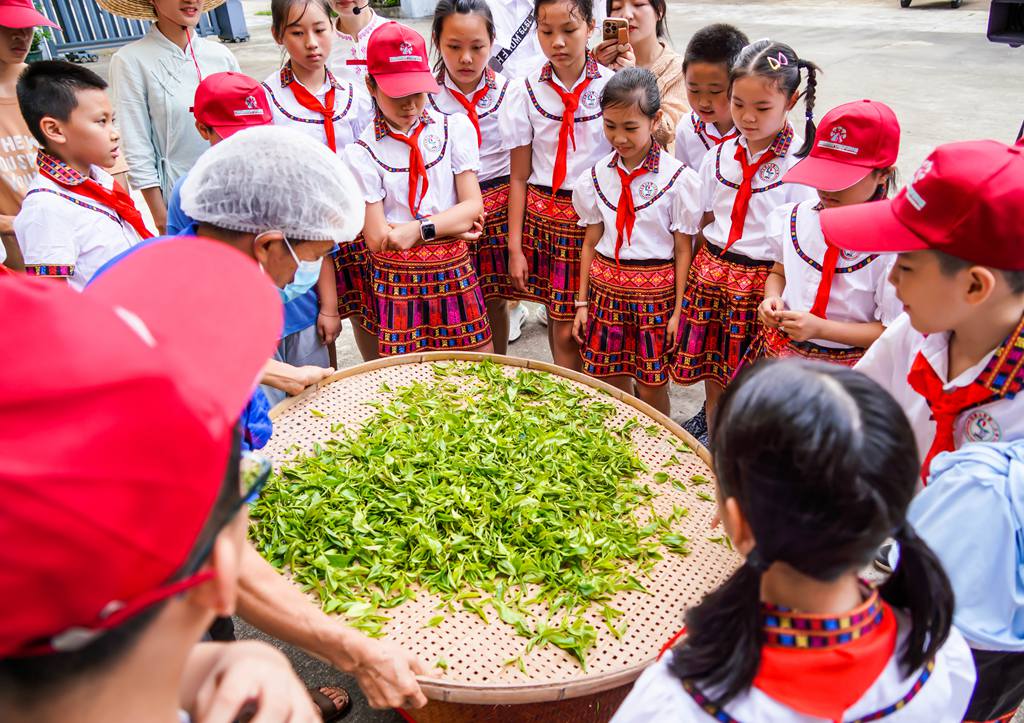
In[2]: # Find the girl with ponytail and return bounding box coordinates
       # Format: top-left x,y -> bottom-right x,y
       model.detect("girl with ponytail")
612,359 -> 977,722
669,40 -> 820,437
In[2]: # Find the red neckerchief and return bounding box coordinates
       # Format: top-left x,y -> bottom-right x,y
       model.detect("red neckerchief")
723,126 -> 793,253
37,151 -> 153,240
612,143 -> 660,264
659,589 -> 897,723
545,66 -> 593,195
446,68 -> 494,147
284,65 -> 338,153
908,314 -> 1024,483
908,353 -> 991,483
754,592 -> 896,721
386,119 -> 430,218
693,114 -> 738,147
810,204 -> 839,319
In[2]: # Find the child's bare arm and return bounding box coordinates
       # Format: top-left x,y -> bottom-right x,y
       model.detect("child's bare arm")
361,202 -> 390,253
507,146 -> 533,291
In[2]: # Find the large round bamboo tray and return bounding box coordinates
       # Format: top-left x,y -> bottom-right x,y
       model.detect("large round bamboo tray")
264,352 -> 742,713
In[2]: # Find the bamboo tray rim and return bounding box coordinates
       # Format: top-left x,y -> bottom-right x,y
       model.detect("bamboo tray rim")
268,352 -> 716,704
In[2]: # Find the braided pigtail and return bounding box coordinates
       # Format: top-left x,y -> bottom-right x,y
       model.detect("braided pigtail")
794,58 -> 820,158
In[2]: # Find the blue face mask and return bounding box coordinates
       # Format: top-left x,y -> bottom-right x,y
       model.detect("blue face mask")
278,236 -> 323,304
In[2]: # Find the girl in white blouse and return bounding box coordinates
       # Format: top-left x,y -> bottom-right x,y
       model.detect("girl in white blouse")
747,100 -> 903,368
500,0 -> 614,370
571,68 -> 701,415
613,361 -> 976,723
345,21 -> 492,356
430,0 -> 515,353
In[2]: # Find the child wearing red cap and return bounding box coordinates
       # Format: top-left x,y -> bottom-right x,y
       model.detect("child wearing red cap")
0,239 -> 319,723
669,39 -> 820,432
13,60 -> 153,290
743,99 -> 903,368
265,0 -> 379,364
429,0 -> 518,354
346,21 -> 493,356
500,0 -> 614,370
571,68 -> 701,415
822,140 -> 1024,486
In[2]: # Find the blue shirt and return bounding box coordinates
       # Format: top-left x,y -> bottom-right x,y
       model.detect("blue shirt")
165,173 -> 194,237
909,441 -> 1024,652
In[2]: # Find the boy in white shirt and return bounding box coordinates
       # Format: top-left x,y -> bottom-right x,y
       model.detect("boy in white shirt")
14,61 -> 151,290
822,140 -> 1024,482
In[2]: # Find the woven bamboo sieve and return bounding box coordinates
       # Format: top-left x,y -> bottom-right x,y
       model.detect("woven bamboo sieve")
263,352 -> 742,705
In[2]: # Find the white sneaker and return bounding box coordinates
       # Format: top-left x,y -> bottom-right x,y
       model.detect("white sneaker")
536,305 -> 549,327
508,302 -> 528,343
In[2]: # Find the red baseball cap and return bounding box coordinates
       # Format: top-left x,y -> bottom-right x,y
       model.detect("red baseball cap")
0,237 -> 282,658
783,100 -> 900,192
820,141 -> 1024,270
365,22 -> 439,97
0,0 -> 59,28
192,72 -> 273,140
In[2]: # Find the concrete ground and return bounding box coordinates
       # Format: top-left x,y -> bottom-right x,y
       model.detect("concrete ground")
83,1 -> 1022,719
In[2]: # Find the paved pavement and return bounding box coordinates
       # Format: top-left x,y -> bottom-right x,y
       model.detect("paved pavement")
84,1 -> 1023,719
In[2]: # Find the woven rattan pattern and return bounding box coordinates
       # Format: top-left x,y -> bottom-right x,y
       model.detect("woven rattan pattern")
263,353 -> 742,704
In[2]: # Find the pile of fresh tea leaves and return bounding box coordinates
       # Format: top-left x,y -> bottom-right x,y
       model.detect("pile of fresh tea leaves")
250,361 -> 695,667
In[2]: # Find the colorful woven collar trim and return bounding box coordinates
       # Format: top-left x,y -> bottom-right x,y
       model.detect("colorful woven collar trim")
373,108 -> 435,141
280,63 -> 342,91
761,588 -> 884,649
37,150 -> 86,186
975,313 -> 1024,400
739,124 -> 795,158
607,142 -> 662,174
537,53 -> 601,85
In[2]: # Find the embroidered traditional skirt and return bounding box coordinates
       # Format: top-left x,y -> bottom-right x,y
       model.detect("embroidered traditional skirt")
580,254 -> 676,385
474,175 -> 513,301
370,238 -> 492,356
333,235 -> 375,331
671,242 -> 773,386
519,183 -> 585,321
739,324 -> 865,374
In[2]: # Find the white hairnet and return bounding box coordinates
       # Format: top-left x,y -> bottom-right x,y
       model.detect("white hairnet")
180,126 -> 365,244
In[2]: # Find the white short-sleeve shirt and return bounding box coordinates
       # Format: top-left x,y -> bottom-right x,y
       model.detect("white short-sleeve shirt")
856,312 -> 1024,463
428,67 -> 511,184
15,155 -> 142,291
572,146 -> 702,261
499,55 -> 614,191
326,10 -> 389,86
766,200 -> 902,348
612,615 -> 976,723
699,127 -> 818,262
344,107 -> 480,224
262,65 -> 371,151
674,111 -> 738,171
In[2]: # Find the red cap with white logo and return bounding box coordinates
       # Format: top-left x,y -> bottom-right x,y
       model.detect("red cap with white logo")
365,22 -> 439,98
783,99 -> 901,192
820,140 -> 1024,270
192,72 -> 273,140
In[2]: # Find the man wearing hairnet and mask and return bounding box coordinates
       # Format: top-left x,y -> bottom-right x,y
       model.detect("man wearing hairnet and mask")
90,126 -> 428,716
